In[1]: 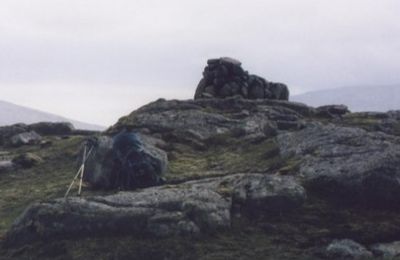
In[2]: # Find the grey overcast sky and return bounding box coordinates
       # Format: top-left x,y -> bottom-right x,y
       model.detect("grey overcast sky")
1,0 -> 399,126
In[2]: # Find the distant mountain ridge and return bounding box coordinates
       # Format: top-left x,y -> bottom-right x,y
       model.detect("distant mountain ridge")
292,85 -> 400,112
0,100 -> 105,131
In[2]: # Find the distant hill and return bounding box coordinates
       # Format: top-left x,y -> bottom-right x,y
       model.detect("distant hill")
0,100 -> 105,131
292,85 -> 400,112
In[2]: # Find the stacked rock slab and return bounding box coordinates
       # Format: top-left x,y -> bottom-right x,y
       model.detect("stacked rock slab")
194,57 -> 289,101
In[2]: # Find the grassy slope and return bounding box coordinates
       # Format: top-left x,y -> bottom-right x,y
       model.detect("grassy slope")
1,112 -> 400,259
0,136 -> 85,236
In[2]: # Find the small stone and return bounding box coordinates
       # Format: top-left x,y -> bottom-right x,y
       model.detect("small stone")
40,140 -> 53,148
326,239 -> 373,259
0,160 -> 14,173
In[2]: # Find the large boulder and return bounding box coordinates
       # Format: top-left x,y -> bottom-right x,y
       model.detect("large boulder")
83,133 -> 168,190
277,122 -> 400,208
5,173 -> 305,246
9,131 -> 42,147
194,57 -> 289,101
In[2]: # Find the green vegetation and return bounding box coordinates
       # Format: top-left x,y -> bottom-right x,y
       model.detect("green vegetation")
168,134 -> 284,182
340,114 -> 381,131
0,136 -> 86,236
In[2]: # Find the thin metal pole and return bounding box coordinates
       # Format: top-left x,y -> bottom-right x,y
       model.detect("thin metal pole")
64,166 -> 83,199
78,146 -> 87,196
64,145 -> 94,199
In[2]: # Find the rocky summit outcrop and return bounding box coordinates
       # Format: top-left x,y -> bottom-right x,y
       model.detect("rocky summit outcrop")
105,97 -> 400,210
107,97 -> 312,142
4,60 -> 400,259
194,57 -> 289,100
5,174 -> 305,246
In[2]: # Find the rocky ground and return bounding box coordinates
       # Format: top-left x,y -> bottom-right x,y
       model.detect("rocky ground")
1,59 -> 400,259
0,96 -> 400,259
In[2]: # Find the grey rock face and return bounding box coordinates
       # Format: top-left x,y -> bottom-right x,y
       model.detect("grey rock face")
5,174 -> 305,246
108,97 -> 312,145
123,107 -> 241,140
326,239 -> 373,259
370,241 -> 400,258
227,174 -> 306,214
277,122 -> 400,208
83,134 -> 168,190
194,57 -> 289,101
10,131 -> 42,147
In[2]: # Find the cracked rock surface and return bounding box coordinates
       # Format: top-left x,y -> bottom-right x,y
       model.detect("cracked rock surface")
277,122 -> 400,208
5,173 -> 306,246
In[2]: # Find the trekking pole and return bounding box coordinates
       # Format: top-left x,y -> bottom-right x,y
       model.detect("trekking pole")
64,145 -> 94,199
78,146 -> 87,196
64,167 -> 83,199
